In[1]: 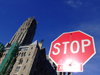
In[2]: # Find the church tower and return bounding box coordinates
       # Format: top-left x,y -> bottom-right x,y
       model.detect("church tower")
5,17 -> 37,47
0,17 -> 65,75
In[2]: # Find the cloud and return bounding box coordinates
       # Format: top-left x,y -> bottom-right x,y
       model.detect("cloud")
65,0 -> 82,8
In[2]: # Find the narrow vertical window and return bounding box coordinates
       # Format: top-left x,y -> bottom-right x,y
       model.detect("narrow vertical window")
21,53 -> 23,57
26,59 -> 29,63
28,52 -> 31,56
23,66 -> 26,71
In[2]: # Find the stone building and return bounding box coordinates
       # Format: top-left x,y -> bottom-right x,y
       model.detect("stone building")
0,17 -> 65,75
5,17 -> 37,47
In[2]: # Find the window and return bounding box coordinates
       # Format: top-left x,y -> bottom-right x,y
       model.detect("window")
15,66 -> 20,73
18,53 -> 21,56
18,58 -> 23,64
24,52 -> 26,57
26,59 -> 29,63
28,52 -> 31,56
21,53 -> 23,57
31,47 -> 33,50
23,66 -> 26,71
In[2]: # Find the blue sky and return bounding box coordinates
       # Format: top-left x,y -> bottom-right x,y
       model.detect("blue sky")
0,0 -> 100,75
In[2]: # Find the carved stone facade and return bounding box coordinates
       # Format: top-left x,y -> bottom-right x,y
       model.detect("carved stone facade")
0,17 -> 65,75
0,41 -> 57,75
5,17 -> 37,47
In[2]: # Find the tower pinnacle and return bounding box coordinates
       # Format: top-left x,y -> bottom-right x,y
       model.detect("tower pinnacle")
5,17 -> 37,47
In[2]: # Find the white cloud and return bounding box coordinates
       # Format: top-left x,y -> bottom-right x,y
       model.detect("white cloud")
65,0 -> 82,8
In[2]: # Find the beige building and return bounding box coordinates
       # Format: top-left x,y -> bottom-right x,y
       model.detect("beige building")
0,17 -> 65,75
5,17 -> 37,47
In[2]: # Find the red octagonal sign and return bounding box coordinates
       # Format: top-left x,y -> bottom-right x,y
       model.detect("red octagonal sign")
49,30 -> 96,72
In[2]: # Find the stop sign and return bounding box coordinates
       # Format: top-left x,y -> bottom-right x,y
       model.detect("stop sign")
49,30 -> 96,72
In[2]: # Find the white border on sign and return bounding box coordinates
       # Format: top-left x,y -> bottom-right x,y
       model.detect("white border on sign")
49,30 -> 96,72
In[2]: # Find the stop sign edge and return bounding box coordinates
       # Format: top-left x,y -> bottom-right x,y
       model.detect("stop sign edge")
49,30 -> 70,66
78,31 -> 96,65
82,36 -> 96,65
49,30 -> 96,66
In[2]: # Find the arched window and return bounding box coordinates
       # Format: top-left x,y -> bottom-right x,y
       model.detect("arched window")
18,53 -> 21,56
21,53 -> 24,57
24,52 -> 26,57
18,58 -> 23,64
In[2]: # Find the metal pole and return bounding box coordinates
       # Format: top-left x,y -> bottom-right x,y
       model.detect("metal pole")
67,72 -> 72,75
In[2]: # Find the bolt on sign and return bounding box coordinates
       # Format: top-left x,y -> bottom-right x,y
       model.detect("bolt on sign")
49,30 -> 96,72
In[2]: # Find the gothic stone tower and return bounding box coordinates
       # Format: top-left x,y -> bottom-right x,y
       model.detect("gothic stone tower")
0,17 -> 65,75
5,17 -> 37,47
0,17 -> 57,75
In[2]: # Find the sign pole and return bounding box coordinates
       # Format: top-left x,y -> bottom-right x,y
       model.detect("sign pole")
67,72 -> 72,75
